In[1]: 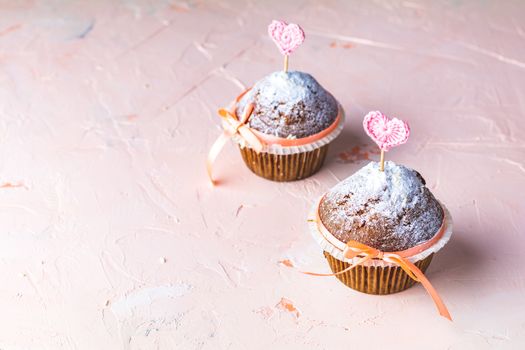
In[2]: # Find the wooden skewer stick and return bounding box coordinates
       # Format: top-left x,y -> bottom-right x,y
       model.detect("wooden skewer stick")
380,149 -> 385,171
283,55 -> 289,72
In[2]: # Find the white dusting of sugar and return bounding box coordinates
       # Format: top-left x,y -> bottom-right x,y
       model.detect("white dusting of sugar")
320,161 -> 443,250
236,71 -> 338,138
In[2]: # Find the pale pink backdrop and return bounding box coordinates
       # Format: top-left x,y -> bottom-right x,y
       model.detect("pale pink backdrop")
0,0 -> 524,349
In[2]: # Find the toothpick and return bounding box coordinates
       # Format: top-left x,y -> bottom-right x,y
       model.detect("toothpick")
283,55 -> 289,72
380,149 -> 385,172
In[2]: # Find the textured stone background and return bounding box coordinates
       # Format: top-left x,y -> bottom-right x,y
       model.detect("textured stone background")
0,1 -> 524,349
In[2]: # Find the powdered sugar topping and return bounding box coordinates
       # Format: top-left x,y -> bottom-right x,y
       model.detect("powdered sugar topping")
236,71 -> 338,138
319,161 -> 444,251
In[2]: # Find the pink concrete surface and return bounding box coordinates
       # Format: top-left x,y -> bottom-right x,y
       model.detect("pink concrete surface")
0,1 -> 524,349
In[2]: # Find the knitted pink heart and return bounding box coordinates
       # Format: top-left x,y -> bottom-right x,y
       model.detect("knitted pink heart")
268,20 -> 305,55
363,111 -> 410,151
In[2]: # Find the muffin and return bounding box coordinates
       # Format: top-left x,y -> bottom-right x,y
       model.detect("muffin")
218,70 -> 343,182
236,71 -> 339,139
310,161 -> 453,295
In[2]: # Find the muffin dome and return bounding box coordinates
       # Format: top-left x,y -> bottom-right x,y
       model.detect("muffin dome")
236,71 -> 338,139
318,161 -> 444,252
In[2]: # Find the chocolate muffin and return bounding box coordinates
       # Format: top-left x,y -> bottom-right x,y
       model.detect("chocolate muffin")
236,71 -> 338,139
319,161 -> 444,252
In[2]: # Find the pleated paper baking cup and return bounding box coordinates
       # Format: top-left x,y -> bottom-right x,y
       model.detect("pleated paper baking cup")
238,144 -> 329,182
322,251 -> 434,294
308,198 -> 453,267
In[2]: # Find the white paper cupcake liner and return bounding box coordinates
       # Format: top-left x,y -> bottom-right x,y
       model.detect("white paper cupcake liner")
308,198 -> 453,267
226,104 -> 345,155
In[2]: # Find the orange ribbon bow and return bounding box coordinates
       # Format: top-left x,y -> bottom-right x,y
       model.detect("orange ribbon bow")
207,88 -> 343,185
344,241 -> 451,321
297,239 -> 451,321
206,103 -> 263,185
296,209 -> 452,321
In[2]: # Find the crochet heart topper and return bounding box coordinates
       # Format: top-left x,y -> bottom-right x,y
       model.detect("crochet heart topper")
268,20 -> 305,72
363,111 -> 410,171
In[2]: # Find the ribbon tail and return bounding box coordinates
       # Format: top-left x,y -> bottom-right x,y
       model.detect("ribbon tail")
238,126 -> 263,153
396,257 -> 452,321
235,88 -> 250,103
207,132 -> 230,185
